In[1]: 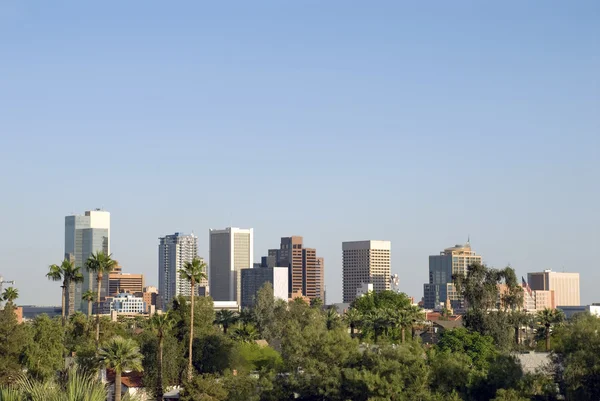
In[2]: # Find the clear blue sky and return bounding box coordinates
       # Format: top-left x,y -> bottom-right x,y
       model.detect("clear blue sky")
1,1 -> 598,306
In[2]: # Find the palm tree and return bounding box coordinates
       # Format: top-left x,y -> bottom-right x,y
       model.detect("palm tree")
215,309 -> 238,334
98,336 -> 143,401
325,308 -> 341,330
82,290 -> 96,318
178,257 -> 207,381
4,368 -> 108,401
231,323 -> 259,342
343,308 -> 362,337
408,305 -> 425,340
46,263 -> 65,321
46,259 -> 84,325
2,287 -> 18,305
365,310 -> 388,342
85,251 -> 118,349
537,308 -> 565,352
387,308 -> 412,343
151,312 -> 172,401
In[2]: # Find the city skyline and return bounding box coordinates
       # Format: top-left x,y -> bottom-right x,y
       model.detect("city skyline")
3,209 -> 592,307
1,2 -> 598,306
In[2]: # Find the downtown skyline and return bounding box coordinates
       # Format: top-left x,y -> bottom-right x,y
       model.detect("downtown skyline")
1,208 -> 593,307
0,2 -> 597,306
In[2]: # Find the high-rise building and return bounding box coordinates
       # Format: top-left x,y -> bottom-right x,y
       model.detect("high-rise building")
240,266 -> 288,309
267,236 -> 325,301
158,233 -> 203,310
65,209 -> 110,313
423,242 -> 481,310
109,272 -> 144,296
342,240 -> 391,303
528,270 -> 580,307
209,227 -> 254,305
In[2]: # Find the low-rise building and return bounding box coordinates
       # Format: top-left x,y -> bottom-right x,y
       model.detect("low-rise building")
103,293 -> 146,315
21,305 -> 62,320
213,301 -> 240,312
558,304 -> 600,320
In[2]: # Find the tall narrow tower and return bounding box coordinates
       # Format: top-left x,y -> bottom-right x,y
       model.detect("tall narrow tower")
65,209 -> 110,313
209,227 -> 254,305
158,233 -> 201,310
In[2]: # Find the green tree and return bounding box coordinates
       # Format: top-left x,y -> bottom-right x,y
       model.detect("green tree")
215,310 -> 238,334
342,344 -> 432,401
252,283 -> 275,340
22,315 -> 65,380
46,259 -> 84,324
82,290 -> 96,318
553,313 -> 600,401
0,300 -> 27,385
436,328 -> 498,371
492,389 -> 529,401
429,349 -> 473,398
2,287 -> 18,304
85,251 -> 118,349
178,257 -> 208,380
235,341 -> 282,373
138,328 -> 185,395
98,336 -> 144,401
453,264 -> 523,350
170,295 -> 215,343
192,334 -> 235,375
351,290 -> 412,314
180,374 -> 228,401
536,308 -> 564,352
151,312 -> 173,400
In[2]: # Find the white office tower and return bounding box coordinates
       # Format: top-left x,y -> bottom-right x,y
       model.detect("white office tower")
209,227 -> 254,305
65,209 -> 111,313
158,233 -> 202,310
342,240 -> 391,303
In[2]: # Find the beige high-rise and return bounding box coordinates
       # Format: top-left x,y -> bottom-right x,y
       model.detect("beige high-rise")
528,270 -> 580,307
342,240 -> 391,303
209,227 -> 254,305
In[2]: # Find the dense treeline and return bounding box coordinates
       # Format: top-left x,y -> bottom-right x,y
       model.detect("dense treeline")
0,260 -> 599,401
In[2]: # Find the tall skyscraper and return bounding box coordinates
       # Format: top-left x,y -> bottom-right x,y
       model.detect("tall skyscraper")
158,233 -> 202,310
342,240 -> 391,303
423,241 -> 481,310
267,236 -> 325,301
64,209 -> 110,313
209,227 -> 254,305
528,270 -> 580,307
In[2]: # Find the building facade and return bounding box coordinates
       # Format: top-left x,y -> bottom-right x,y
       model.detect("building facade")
240,266 -> 288,309
65,209 -> 110,313
103,293 -> 146,314
267,236 -> 325,301
158,233 -> 203,310
109,273 -> 144,296
209,227 -> 254,305
527,270 -> 580,307
423,242 -> 481,310
342,240 -> 391,303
